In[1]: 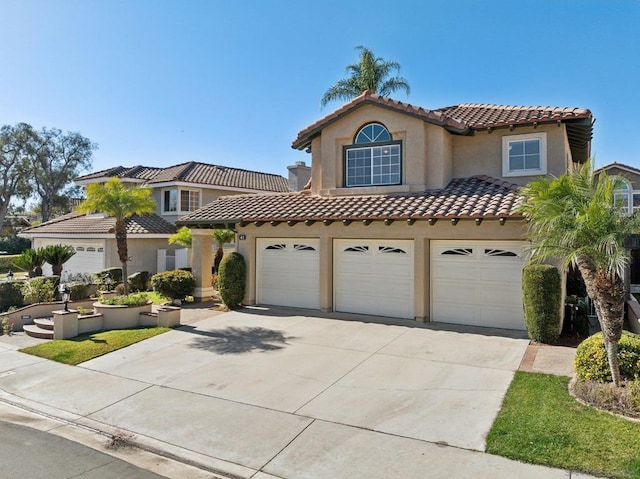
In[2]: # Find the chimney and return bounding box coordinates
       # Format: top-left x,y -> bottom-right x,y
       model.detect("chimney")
287,161 -> 311,191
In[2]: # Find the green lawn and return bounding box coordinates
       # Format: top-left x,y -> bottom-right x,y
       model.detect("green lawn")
20,327 -> 170,365
487,371 -> 640,479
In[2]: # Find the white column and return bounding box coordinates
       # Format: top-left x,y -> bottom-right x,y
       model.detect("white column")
191,228 -> 215,301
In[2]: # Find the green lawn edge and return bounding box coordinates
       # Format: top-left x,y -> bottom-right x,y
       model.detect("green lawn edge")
487,371 -> 640,479
20,327 -> 170,365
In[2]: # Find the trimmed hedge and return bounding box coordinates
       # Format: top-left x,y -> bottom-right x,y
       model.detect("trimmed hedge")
523,264 -> 561,344
218,252 -> 246,309
128,271 -> 149,292
151,270 -> 195,300
0,281 -> 24,312
574,331 -> 640,382
95,267 -> 123,290
68,282 -> 90,301
0,255 -> 21,273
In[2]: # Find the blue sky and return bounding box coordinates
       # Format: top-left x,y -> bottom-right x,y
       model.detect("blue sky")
1,0 -> 639,178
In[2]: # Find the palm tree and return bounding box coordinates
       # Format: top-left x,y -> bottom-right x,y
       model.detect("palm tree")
13,248 -> 44,277
213,229 -> 236,273
518,161 -> 640,385
321,46 -> 410,107
77,177 -> 155,295
40,244 -> 76,276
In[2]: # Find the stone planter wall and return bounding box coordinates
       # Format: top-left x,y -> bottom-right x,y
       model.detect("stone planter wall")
93,301 -> 153,330
3,299 -> 97,331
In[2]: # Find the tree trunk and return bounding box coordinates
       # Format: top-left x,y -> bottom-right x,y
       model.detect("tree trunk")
576,258 -> 625,385
214,246 -> 224,274
115,219 -> 129,295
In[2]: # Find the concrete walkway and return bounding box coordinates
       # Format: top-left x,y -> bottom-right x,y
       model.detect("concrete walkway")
0,306 -> 590,479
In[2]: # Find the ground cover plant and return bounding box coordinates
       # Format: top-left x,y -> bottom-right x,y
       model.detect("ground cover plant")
487,371 -> 640,478
97,292 -> 150,307
20,327 -> 169,365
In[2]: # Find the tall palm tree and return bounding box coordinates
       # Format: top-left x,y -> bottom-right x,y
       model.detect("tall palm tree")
321,46 -> 410,107
518,161 -> 640,385
77,177 -> 155,295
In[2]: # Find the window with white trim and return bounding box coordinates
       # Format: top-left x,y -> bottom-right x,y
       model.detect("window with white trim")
163,188 -> 201,213
345,123 -> 401,187
614,180 -> 640,214
502,132 -> 547,177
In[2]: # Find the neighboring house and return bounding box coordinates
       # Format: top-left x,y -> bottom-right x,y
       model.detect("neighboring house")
1,216 -> 31,236
178,92 -> 593,331
597,162 -> 640,294
20,161 -> 290,278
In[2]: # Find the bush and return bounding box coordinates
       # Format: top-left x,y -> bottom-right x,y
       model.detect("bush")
128,271 -> 150,292
0,255 -> 20,273
98,292 -> 150,307
574,331 -> 640,382
151,270 -> 195,300
68,282 -> 90,301
0,282 -> 24,312
21,277 -> 56,304
0,236 -> 31,255
95,267 -> 123,290
218,252 -> 246,309
522,264 -> 561,344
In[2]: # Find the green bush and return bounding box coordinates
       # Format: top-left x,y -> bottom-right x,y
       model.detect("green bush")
574,331 -> 640,382
151,270 -> 195,300
0,236 -> 31,255
21,277 -> 56,304
128,271 -> 150,292
98,292 -> 150,306
0,255 -> 20,273
218,252 -> 246,309
95,267 -> 123,290
0,282 -> 24,312
68,282 -> 90,301
522,264 -> 561,344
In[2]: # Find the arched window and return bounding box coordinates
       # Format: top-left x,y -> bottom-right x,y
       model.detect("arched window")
345,123 -> 401,187
354,123 -> 391,144
614,180 -> 631,214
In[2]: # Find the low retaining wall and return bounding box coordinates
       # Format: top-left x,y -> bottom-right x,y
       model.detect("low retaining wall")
1,299 -> 97,331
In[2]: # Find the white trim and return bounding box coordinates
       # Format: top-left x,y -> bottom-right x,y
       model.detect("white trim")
161,187 -> 201,215
502,132 -> 547,177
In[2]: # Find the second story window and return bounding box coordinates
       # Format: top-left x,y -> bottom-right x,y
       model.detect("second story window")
502,132 -> 547,177
614,181 -> 640,214
345,123 -> 401,187
163,188 -> 200,213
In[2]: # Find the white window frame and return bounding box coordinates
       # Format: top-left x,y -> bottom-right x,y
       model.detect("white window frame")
502,132 -> 547,177
162,188 -> 201,214
614,180 -> 640,215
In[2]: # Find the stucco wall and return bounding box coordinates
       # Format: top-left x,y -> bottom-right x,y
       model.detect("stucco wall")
234,219 -> 527,321
603,166 -> 640,189
105,237 -> 180,275
307,104 -> 572,194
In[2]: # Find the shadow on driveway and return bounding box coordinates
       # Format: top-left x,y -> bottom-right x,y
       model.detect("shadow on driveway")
179,325 -> 295,354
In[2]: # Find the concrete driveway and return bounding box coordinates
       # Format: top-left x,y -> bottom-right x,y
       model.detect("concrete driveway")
0,307 -> 574,478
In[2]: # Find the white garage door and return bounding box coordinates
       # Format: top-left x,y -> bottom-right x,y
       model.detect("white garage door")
431,240 -> 525,330
256,238 -> 320,309
40,242 -> 105,278
334,239 -> 414,319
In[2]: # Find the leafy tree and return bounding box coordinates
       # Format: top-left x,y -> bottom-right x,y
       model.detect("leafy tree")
213,229 -> 236,273
321,46 -> 410,107
77,177 -> 155,295
518,161 -> 640,385
168,226 -> 192,247
30,127 -> 96,222
40,244 -> 76,276
0,123 -> 34,231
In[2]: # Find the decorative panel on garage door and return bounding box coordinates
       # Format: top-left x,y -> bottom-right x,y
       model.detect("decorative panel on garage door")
431,240 -> 525,330
256,239 -> 320,310
334,239 -> 414,319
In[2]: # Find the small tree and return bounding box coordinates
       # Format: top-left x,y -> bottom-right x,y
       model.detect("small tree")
13,248 -> 44,277
522,264 -> 561,344
40,244 -> 76,276
218,252 -> 246,309
213,229 -> 235,273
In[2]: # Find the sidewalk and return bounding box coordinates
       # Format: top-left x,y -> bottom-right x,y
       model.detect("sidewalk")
0,308 -> 592,479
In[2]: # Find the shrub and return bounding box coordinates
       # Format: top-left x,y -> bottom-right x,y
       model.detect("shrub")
95,267 -> 123,291
151,270 -> 195,300
0,255 -> 20,273
574,331 -> 640,382
21,277 -> 56,304
0,282 -> 24,312
522,264 -> 561,344
128,271 -> 150,292
211,273 -> 218,290
0,236 -> 31,255
98,292 -> 150,307
68,282 -> 90,301
218,252 -> 245,309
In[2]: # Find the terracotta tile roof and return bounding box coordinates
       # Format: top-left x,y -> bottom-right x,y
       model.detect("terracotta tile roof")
76,161 -> 290,192
177,176 -> 523,225
21,213 -> 176,236
291,92 -> 593,162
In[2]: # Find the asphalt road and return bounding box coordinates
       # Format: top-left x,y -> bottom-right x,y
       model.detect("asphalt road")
0,420 -> 167,479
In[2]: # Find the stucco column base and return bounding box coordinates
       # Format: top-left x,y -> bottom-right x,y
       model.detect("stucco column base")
53,310 -> 78,339
194,286 -> 215,302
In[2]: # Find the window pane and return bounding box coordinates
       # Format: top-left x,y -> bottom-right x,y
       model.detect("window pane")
509,156 -> 524,171
524,139 -> 540,154
509,141 -> 524,156
164,190 -> 177,212
523,154 -> 540,170
355,123 -> 391,144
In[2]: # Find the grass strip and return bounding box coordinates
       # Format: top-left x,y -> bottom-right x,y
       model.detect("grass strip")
487,371 -> 640,479
20,327 -> 170,365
